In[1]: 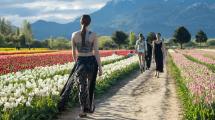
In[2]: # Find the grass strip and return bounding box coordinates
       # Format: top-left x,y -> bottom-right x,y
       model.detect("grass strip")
184,54 -> 215,73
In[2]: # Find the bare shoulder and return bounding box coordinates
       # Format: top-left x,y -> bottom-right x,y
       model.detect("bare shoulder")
72,31 -> 81,37
89,32 -> 97,41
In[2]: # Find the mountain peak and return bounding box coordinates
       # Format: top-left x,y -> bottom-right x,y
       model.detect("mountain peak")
32,0 -> 215,40
34,20 -> 47,24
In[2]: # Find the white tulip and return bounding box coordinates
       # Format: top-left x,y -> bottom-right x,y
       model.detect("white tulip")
0,55 -> 138,110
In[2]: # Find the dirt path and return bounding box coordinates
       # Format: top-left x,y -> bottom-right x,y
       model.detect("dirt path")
57,64 -> 182,120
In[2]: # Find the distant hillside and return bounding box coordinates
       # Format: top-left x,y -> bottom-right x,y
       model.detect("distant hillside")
32,0 -> 215,40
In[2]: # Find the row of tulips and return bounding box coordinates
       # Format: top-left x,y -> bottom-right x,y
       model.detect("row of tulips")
0,54 -> 125,85
204,50 -> 215,60
176,49 -> 215,65
0,52 -> 73,75
203,52 -> 215,61
0,50 -> 132,75
0,48 -> 49,51
0,50 -> 57,56
0,55 -> 139,120
169,49 -> 215,119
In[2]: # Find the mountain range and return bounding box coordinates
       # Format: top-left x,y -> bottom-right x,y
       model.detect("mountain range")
31,0 -> 215,40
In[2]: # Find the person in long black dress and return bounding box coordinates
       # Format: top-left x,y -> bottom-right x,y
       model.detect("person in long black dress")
145,32 -> 156,70
153,33 -> 165,78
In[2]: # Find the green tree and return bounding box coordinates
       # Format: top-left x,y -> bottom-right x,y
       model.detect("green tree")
0,18 -> 13,35
98,36 -> 117,50
195,30 -> 208,46
13,28 -> 21,49
12,35 -> 21,49
41,40 -> 49,48
32,40 -> 43,48
207,39 -> 215,46
4,34 -> 15,47
19,34 -> 26,48
48,37 -> 54,49
22,20 -> 33,49
173,26 -> 191,49
0,34 -> 6,47
112,31 -> 128,49
53,38 -> 70,49
45,37 -> 70,50
129,32 -> 136,46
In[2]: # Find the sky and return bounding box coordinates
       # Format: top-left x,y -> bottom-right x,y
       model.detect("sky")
0,0 -> 111,26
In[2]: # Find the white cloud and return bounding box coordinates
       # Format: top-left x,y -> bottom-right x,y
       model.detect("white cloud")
4,12 -> 82,27
0,0 -> 111,26
11,0 -> 107,11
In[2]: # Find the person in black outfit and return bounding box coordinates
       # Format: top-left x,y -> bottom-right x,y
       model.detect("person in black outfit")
145,32 -> 156,70
58,15 -> 102,118
153,33 -> 165,78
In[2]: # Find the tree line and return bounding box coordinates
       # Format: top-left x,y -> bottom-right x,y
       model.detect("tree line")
0,18 -> 34,49
172,26 -> 208,49
99,31 -> 156,50
0,17 -> 212,50
0,18 -> 71,50
108,26 -> 211,50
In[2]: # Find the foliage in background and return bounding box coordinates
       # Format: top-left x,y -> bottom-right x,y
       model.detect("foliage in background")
112,31 -> 129,49
207,39 -> 215,46
195,30 -> 208,47
183,41 -> 197,48
165,38 -> 179,49
0,18 -> 33,49
173,26 -> 191,49
98,36 -> 117,50
45,37 -> 71,50
129,32 -> 136,49
22,20 -> 33,49
1,17 -> 215,50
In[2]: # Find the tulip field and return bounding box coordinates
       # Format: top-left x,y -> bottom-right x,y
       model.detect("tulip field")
0,50 -> 131,75
0,50 -> 57,56
2,48 -> 214,120
0,50 -> 139,120
168,49 -> 215,119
